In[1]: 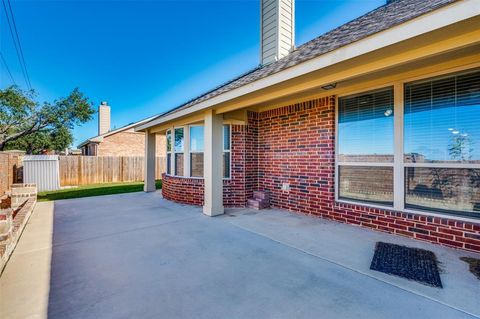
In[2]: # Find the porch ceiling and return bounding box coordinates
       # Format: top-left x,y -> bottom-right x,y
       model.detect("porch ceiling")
252,43 -> 480,112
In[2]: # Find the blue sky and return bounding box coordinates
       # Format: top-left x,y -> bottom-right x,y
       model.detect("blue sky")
0,0 -> 385,146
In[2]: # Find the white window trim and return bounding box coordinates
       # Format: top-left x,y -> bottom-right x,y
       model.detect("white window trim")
173,126 -> 186,177
336,86 -> 395,207
189,124 -> 204,178
335,70 -> 480,222
223,124 -> 232,180
165,123 -> 232,180
166,129 -> 172,175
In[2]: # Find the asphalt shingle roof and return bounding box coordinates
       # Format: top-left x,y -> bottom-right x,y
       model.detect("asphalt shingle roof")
157,0 -> 457,119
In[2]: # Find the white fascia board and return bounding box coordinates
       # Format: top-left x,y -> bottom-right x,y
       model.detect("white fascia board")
136,0 -> 480,132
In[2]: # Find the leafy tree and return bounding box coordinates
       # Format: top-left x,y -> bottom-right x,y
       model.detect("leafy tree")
449,134 -> 473,162
0,86 -> 94,153
4,126 -> 73,154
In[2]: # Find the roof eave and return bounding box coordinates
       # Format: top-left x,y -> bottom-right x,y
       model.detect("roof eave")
77,136 -> 103,148
136,0 -> 477,132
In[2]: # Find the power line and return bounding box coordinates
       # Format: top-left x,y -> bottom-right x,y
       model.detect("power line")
0,52 -> 16,86
1,0 -> 31,89
6,0 -> 30,88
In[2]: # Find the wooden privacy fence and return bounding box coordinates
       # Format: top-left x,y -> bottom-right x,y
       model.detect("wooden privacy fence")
59,156 -> 166,186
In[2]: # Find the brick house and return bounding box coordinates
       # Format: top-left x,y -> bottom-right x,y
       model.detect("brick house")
79,102 -> 165,157
137,0 -> 480,252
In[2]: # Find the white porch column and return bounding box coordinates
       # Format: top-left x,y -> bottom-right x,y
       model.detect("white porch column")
203,109 -> 224,216
144,130 -> 156,192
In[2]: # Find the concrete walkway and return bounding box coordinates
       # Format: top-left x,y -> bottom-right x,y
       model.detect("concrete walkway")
1,192 -> 479,319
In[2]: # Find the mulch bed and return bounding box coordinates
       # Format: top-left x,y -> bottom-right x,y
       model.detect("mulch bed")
460,257 -> 480,280
370,242 -> 443,288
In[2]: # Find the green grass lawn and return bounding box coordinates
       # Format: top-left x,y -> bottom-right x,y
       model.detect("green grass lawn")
37,180 -> 162,201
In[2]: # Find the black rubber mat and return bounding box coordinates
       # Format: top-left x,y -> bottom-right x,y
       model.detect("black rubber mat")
460,257 -> 480,280
370,242 -> 442,288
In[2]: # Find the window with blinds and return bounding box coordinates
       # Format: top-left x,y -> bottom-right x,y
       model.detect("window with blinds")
166,129 -> 172,175
338,88 -> 394,206
336,69 -> 480,218
404,71 -> 480,163
404,70 -> 480,217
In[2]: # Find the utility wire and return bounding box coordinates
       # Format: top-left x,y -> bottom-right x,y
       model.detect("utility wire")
6,0 -> 30,88
0,52 -> 16,86
1,0 -> 31,89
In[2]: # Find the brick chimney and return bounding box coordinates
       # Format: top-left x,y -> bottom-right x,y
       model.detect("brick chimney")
260,0 -> 295,65
98,101 -> 111,135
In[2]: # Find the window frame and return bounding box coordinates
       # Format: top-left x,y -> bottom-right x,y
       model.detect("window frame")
335,68 -> 480,222
336,87 -> 395,207
189,124 -> 204,178
223,124 -> 232,180
166,129 -> 172,175
173,126 -> 185,177
165,123 -> 232,180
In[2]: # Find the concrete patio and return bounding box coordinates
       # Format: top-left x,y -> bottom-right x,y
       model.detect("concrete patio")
1,191 -> 479,319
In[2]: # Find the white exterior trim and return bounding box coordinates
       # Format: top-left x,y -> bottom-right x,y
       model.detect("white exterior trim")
189,124 -> 204,178
223,124 -> 232,180
337,162 -> 394,167
173,126 -> 185,177
334,96 -> 339,203
184,125 -> 191,178
393,82 -> 404,211
336,86 -> 395,208
166,128 -> 172,175
137,0 -> 479,131
403,163 -> 480,169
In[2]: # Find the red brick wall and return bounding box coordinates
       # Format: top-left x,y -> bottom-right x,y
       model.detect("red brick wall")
0,154 -> 9,197
223,125 -> 247,207
162,174 -> 204,206
160,96 -> 480,252
0,152 -> 23,197
162,125 -> 248,207
255,96 -> 480,253
245,112 -> 259,201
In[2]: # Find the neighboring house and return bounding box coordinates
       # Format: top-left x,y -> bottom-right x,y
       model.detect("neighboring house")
137,0 -> 480,252
79,102 -> 165,157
